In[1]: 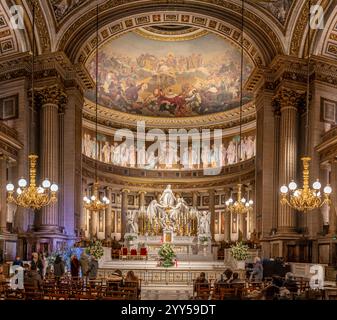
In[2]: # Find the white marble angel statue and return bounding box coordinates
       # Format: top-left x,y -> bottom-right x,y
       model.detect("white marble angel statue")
160,185 -> 176,207
126,211 -> 138,234
198,211 -> 211,235
146,199 -> 164,220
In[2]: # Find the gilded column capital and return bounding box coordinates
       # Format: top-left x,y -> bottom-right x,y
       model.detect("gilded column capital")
36,85 -> 67,107
121,188 -> 130,194
138,190 -> 147,195
273,88 -> 305,112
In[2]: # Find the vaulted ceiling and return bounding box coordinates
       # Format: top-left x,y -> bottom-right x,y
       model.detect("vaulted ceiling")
0,0 -> 337,65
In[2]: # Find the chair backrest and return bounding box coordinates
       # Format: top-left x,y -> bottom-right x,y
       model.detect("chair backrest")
140,247 -> 147,255
122,247 -> 128,255
130,249 -> 137,256
220,288 -> 237,300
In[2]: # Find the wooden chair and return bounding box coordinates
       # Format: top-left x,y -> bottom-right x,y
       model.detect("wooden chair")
219,288 -> 237,300
46,293 -> 69,300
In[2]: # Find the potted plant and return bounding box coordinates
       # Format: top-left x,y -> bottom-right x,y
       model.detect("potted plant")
230,242 -> 249,270
125,235 -> 137,245
85,240 -> 104,260
199,236 -> 209,245
158,243 -> 176,268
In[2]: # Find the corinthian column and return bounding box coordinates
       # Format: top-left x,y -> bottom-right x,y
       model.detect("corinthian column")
138,191 -> 146,209
329,161 -> 337,235
38,85 -> 66,232
121,189 -> 130,238
0,156 -> 7,233
209,189 -> 215,241
105,187 -> 112,239
277,88 -> 302,233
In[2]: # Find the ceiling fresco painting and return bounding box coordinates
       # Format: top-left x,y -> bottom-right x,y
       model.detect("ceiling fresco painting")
256,0 -> 293,24
50,0 -> 87,22
85,31 -> 254,117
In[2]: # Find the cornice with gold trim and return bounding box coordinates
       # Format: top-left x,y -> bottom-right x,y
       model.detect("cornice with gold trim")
82,155 -> 255,191
83,98 -> 256,130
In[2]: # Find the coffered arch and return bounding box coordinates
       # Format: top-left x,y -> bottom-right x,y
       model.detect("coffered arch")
56,0 -> 285,66
312,0 -> 337,60
0,0 -> 30,56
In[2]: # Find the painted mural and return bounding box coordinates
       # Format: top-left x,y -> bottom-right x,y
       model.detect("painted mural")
85,32 -> 254,117
258,0 -> 293,24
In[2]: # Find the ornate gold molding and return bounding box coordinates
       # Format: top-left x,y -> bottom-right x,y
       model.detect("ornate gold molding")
35,85 -> 67,106
83,98 -> 256,130
26,0 -> 51,53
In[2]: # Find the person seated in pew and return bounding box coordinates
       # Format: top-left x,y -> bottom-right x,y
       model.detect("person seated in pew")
194,272 -> 209,292
282,272 -> 298,293
230,272 -> 244,284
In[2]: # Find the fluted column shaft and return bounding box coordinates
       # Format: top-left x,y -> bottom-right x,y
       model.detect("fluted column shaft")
278,102 -> 298,233
41,102 -> 59,230
330,161 -> 337,235
224,212 -> 230,242
121,189 -> 130,237
0,157 -> 7,232
139,191 -> 146,209
209,189 -> 215,240
192,192 -> 198,207
105,187 -> 112,239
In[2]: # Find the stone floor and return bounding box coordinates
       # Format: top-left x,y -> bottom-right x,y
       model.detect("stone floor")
141,286 -> 193,300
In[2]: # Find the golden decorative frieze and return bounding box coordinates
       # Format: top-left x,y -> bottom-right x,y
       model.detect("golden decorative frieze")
26,0 -> 51,53
82,154 -> 255,191
83,98 -> 256,130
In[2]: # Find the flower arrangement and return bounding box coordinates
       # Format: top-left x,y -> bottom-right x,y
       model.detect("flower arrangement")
158,243 -> 176,268
125,235 -> 137,242
230,242 -> 249,261
47,246 -> 83,270
85,240 -> 104,260
199,236 -> 210,243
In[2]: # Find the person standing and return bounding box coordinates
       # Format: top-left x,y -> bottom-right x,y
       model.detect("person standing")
31,252 -> 43,279
70,255 -> 80,279
53,255 -> 65,284
88,256 -> 99,280
79,252 -> 89,278
249,257 -> 263,282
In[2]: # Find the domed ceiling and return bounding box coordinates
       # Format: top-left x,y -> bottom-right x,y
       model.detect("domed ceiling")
84,28 -> 254,117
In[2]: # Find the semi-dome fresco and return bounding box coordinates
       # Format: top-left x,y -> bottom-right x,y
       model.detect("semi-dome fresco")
85,31 -> 254,117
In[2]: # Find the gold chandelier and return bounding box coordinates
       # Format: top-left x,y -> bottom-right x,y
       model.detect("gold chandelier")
280,157 -> 331,212
82,5 -> 109,212
225,184 -> 254,215
224,2 -> 253,216
6,155 -> 58,210
279,2 -> 332,212
83,182 -> 110,211
5,8 -> 58,211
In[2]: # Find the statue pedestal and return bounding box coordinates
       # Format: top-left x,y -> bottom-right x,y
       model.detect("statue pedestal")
163,229 -> 174,243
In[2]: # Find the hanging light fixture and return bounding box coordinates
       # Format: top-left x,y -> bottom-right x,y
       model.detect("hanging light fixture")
225,0 -> 253,215
279,0 -> 332,212
6,5 -> 58,210
83,4 -> 110,211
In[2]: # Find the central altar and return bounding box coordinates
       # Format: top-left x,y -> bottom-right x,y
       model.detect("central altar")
124,185 -> 211,246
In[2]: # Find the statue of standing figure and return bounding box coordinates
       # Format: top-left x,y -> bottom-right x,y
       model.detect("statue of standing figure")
126,211 -> 138,234
198,211 -> 211,235
160,185 -> 176,207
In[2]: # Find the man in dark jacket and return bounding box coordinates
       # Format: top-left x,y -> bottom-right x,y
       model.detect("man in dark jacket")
88,257 -> 98,280
53,255 -> 65,283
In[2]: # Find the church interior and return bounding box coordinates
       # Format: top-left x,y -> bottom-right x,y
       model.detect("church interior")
0,0 -> 337,301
